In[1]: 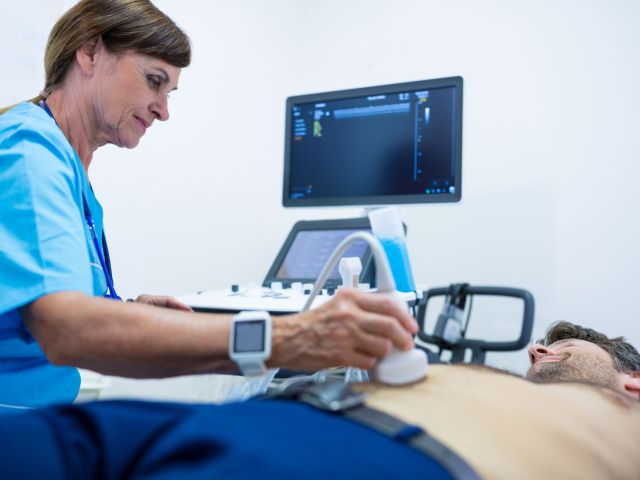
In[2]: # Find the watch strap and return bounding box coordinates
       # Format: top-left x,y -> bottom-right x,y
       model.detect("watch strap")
237,360 -> 268,377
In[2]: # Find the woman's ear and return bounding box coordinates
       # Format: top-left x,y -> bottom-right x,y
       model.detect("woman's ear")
75,36 -> 103,75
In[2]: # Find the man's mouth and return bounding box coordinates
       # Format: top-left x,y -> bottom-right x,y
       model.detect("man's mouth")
537,353 -> 569,365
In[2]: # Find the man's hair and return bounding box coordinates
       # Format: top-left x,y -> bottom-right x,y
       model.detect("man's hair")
540,321 -> 640,373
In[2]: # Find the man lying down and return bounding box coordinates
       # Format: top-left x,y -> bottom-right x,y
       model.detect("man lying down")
2,320 -> 639,480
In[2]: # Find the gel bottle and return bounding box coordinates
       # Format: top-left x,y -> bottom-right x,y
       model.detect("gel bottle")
368,207 -> 416,292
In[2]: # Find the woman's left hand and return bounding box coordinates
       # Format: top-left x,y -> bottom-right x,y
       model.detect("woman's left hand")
130,294 -> 193,311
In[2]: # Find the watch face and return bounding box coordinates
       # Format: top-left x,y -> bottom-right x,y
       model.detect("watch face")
234,320 -> 265,353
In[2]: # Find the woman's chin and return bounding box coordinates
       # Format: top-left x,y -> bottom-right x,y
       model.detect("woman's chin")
116,134 -> 142,149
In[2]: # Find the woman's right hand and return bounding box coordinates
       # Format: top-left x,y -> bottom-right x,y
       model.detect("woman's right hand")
131,294 -> 193,311
268,288 -> 418,372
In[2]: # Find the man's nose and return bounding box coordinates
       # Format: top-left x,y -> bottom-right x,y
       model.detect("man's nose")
528,343 -> 552,365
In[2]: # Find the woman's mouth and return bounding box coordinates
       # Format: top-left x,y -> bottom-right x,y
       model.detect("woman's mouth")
134,116 -> 148,133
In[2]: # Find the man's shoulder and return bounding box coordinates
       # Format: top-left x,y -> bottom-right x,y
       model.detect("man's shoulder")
430,363 -> 640,411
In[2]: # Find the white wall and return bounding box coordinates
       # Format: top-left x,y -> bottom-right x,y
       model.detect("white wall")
2,1 -> 639,393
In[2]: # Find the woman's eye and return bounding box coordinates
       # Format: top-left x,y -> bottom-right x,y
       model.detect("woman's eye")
147,76 -> 161,90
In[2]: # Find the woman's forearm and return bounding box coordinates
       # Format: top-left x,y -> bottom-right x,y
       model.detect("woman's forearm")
22,291 -> 238,378
22,288 -> 417,378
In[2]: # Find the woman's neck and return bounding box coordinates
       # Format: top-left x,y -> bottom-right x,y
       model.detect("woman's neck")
44,88 -> 107,175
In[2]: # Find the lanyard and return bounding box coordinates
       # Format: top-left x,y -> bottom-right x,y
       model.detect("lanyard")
39,100 -> 121,301
81,195 -> 121,300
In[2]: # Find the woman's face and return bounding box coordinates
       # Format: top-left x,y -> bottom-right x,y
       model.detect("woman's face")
91,48 -> 181,149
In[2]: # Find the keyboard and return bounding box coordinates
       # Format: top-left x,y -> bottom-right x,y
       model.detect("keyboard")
177,284 -> 417,314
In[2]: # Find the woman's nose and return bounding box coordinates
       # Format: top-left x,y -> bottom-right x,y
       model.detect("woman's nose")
151,95 -> 169,122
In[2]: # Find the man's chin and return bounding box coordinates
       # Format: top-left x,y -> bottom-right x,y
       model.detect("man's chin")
526,362 -> 566,382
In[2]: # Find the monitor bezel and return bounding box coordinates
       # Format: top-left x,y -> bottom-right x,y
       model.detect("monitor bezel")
282,76 -> 463,207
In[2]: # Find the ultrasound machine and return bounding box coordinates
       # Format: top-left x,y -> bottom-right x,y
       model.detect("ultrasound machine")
180,76 -> 462,307
177,76 -> 533,364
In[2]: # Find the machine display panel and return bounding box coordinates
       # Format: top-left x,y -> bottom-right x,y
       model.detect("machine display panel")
283,76 -> 463,207
262,218 -> 376,287
275,228 -> 370,281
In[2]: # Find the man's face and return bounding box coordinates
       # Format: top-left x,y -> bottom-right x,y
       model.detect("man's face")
526,339 -> 622,391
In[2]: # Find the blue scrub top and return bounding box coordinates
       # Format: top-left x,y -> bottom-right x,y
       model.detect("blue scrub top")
0,102 -> 108,408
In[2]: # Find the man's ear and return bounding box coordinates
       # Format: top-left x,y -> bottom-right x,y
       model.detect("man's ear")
622,372 -> 640,400
75,36 -> 103,75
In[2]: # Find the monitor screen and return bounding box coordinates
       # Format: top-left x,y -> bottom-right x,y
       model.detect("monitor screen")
282,76 -> 463,207
275,228 -> 370,281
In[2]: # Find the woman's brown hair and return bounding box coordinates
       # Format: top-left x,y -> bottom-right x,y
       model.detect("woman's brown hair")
1,0 -> 190,114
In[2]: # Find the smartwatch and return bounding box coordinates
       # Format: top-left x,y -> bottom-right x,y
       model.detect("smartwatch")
229,311 -> 272,376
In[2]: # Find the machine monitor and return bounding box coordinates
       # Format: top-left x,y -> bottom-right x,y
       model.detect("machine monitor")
262,217 -> 375,287
282,76 -> 463,207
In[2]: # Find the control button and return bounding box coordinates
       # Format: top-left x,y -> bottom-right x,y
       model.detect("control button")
291,282 -> 303,292
303,289 -> 311,295
270,281 -> 283,291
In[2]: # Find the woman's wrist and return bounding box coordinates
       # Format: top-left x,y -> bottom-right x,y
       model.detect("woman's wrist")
267,312 -> 316,369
